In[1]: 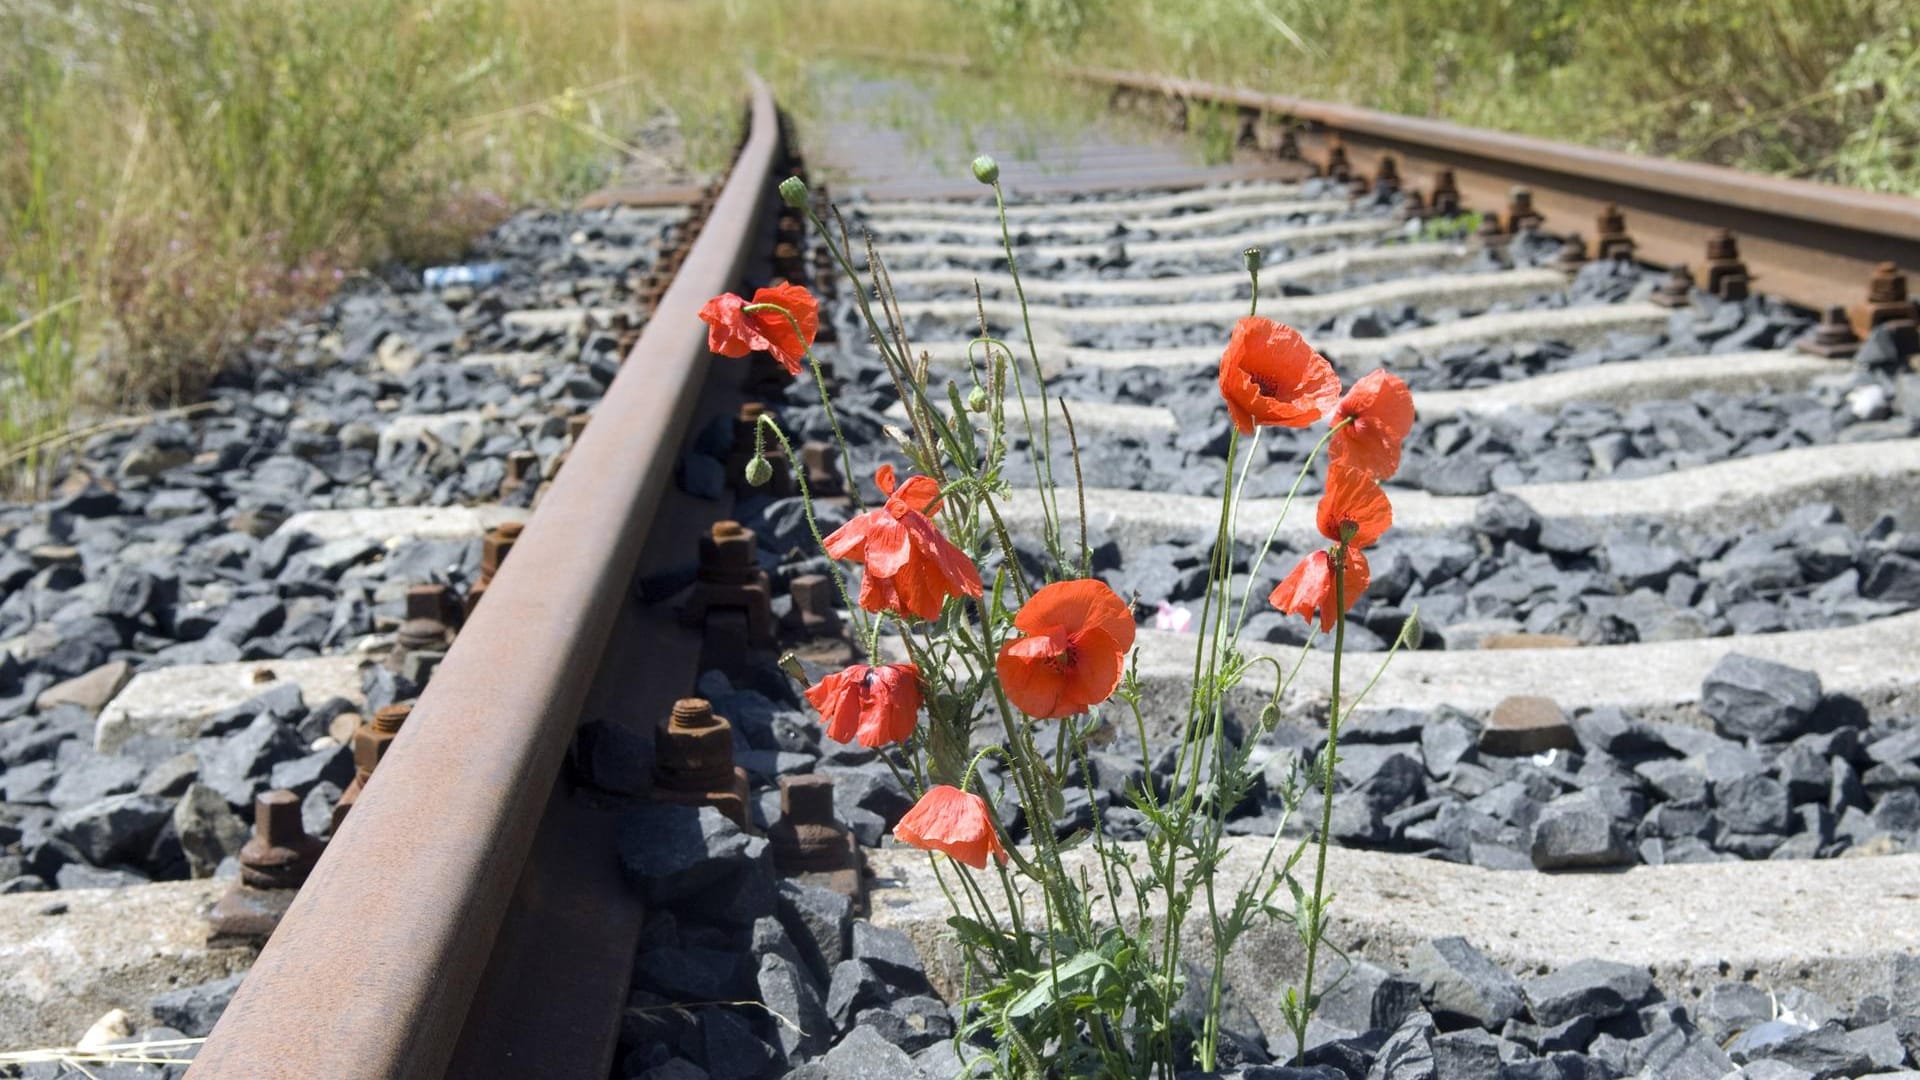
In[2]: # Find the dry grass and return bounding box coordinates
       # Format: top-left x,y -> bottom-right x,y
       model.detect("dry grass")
4,0 -> 1912,471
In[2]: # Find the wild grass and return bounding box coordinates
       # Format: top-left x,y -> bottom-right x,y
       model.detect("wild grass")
3,0 -> 1913,476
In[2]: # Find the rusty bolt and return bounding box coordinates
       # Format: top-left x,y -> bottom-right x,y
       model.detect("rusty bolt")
1395,187 -> 1427,222
1276,129 -> 1302,162
1704,230 -> 1750,301
500,450 -> 540,497
481,522 -> 523,582
769,774 -> 851,874
1430,169 -> 1461,216
1504,187 -> 1543,233
1373,155 -> 1401,196
700,520 -> 760,583
1797,305 -> 1862,359
1650,265 -> 1696,309
1324,143 -> 1351,182
1553,234 -> 1589,277
1235,109 -> 1259,149
395,584 -> 457,652
238,790 -> 325,891
1594,204 -> 1635,261
800,442 -> 844,496
788,573 -> 843,636
350,703 -> 410,783
1867,262 -> 1918,327
1475,212 -> 1508,247
654,698 -> 736,789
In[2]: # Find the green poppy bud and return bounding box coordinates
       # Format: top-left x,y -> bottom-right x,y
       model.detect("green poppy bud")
1243,247 -> 1262,273
744,456 -> 773,488
967,386 -> 990,412
778,176 -> 809,209
971,155 -> 1000,185
1400,609 -> 1424,650
1259,702 -> 1281,730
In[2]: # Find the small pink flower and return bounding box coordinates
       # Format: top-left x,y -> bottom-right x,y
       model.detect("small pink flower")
1153,602 -> 1193,633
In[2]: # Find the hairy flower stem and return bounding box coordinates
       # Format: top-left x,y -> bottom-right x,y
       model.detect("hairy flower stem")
1295,544 -> 1349,1063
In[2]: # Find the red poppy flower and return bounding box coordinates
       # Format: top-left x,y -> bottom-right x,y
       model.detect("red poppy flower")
996,579 -> 1136,719
698,282 -> 820,375
894,785 -> 1008,869
1269,548 -> 1371,631
1316,464 -> 1393,548
823,468 -> 982,620
1330,369 -> 1415,479
804,663 -> 924,748
1217,317 -> 1341,436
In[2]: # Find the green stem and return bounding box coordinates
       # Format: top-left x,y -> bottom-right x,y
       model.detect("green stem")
752,414 -> 870,658
1295,542 -> 1348,1063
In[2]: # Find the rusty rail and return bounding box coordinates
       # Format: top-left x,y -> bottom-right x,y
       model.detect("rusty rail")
1082,65 -> 1920,318
850,49 -> 1920,319
185,75 -> 781,1080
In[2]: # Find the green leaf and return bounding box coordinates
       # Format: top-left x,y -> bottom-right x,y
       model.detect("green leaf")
1005,950 -> 1113,1020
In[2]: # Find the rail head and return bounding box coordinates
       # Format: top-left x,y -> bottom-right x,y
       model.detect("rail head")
1075,65 -> 1920,244
185,75 -> 781,1080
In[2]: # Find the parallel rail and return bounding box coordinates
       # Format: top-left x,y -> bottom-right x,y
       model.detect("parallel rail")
185,77 -> 782,1079
1078,65 -> 1920,318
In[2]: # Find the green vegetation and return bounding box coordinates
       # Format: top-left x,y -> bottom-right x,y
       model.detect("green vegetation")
4,0 -> 1914,475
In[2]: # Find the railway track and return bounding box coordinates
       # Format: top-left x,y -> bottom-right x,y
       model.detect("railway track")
5,64 -> 1910,1078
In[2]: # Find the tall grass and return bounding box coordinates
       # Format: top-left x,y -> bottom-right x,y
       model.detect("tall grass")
3,0 -> 1914,477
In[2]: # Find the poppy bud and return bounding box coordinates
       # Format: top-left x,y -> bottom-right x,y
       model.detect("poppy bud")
1243,247 -> 1262,273
1399,609 -> 1424,650
1259,702 -> 1281,729
744,455 -> 773,487
778,652 -> 808,684
967,386 -> 989,412
971,155 -> 1000,185
778,176 -> 809,209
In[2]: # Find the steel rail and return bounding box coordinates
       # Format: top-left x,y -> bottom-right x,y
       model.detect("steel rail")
1077,65 -> 1920,317
846,50 -> 1920,316
185,74 -> 781,1080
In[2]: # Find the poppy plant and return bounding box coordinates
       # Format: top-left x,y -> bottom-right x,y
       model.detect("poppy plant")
823,466 -> 982,620
1329,369 -> 1415,479
804,662 -> 924,748
698,282 -> 820,375
1315,464 -> 1393,549
996,578 -> 1137,719
894,785 -> 1008,869
1269,548 -> 1371,631
1216,316 -> 1341,436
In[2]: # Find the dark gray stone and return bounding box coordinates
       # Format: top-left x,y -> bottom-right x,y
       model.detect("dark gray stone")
149,972 -> 247,1036
1757,1021 -> 1874,1079
1367,1011 -> 1436,1080
853,995 -> 953,1055
196,713 -> 306,807
819,1025 -> 916,1079
777,881 -> 852,985
757,952 -> 829,1060
1408,936 -> 1525,1029
1713,774 -> 1792,834
823,960 -> 900,1029
1701,654 -> 1823,743
52,793 -> 173,865
1529,791 -> 1633,869
1521,959 -> 1654,1025
700,1007 -> 781,1080
636,946 -> 747,1003
267,744 -> 353,798
616,805 -> 753,906
1429,1027 -> 1500,1080
850,921 -> 927,991
1319,958 -> 1422,1034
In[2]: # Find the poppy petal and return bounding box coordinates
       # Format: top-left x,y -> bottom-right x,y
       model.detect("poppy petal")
1217,317 -> 1341,435
1315,465 -> 1393,549
1331,369 -> 1415,479
699,293 -> 761,359
894,785 -> 1007,869
746,283 -> 818,375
